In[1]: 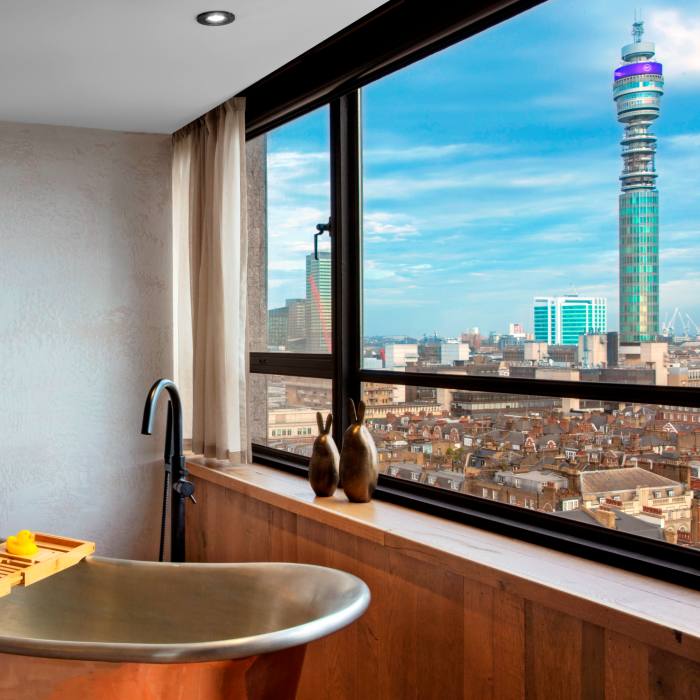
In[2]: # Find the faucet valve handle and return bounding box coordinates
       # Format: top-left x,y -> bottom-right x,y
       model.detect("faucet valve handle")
173,478 -> 195,501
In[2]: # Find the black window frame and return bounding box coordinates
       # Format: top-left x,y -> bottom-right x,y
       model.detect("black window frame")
244,0 -> 700,589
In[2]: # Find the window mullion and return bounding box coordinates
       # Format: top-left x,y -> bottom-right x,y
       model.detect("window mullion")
330,92 -> 362,446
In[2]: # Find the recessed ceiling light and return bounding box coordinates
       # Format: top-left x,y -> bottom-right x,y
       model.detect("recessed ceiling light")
196,10 -> 235,26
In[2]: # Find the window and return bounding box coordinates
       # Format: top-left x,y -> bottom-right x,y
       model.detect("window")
246,0 -> 700,586
249,373 -> 332,457
358,2 -> 692,391
255,107 -> 331,354
248,106 -> 333,461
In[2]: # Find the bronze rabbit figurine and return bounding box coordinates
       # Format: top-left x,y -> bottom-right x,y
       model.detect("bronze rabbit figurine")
339,399 -> 378,503
309,412 -> 340,497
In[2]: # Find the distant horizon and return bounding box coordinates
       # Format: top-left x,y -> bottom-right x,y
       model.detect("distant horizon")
266,0 -> 700,339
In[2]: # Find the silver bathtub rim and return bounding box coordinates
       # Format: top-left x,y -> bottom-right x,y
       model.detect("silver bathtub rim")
0,556 -> 371,663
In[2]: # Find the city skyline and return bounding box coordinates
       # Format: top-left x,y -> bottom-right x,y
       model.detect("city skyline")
265,1 -> 700,338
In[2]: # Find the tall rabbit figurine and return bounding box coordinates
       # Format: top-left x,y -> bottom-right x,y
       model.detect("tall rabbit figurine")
339,399 -> 378,503
309,412 -> 340,497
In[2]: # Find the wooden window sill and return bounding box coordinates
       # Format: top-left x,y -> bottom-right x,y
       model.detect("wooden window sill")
186,458 -> 700,660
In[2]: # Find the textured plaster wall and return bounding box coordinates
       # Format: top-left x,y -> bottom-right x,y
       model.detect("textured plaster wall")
0,121 -> 172,558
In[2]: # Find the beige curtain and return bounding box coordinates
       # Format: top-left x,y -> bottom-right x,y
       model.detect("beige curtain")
172,97 -> 248,461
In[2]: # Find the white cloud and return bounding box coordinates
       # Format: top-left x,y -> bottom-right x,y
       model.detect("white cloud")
649,9 -> 700,83
509,173 -> 578,188
663,228 -> 700,242
365,143 -> 504,164
526,230 -> 587,244
363,211 -> 419,240
364,259 -> 415,284
364,174 -> 471,199
267,150 -> 328,171
364,153 -> 615,202
364,259 -> 397,281
266,150 -> 330,209
668,133 -> 700,148
660,246 -> 700,263
268,206 -> 325,239
268,260 -> 305,272
661,274 -> 700,311
403,263 -> 432,271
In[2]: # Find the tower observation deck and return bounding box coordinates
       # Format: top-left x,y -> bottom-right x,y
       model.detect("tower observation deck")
614,20 -> 664,344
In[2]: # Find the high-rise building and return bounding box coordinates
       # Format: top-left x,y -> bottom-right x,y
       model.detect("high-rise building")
614,20 -> 664,343
267,298 -> 306,350
533,295 -> 607,345
267,305 -> 289,349
285,298 -> 307,350
305,252 -> 332,353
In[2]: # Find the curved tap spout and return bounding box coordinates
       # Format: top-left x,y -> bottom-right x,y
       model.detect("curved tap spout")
141,379 -> 183,452
141,378 -> 190,563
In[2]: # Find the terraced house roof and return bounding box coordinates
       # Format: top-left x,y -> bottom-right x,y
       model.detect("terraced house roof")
580,467 -> 680,494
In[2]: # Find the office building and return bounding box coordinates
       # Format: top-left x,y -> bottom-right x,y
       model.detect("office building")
440,342 -> 470,366
268,305 -> 288,349
384,343 -> 418,370
267,298 -> 306,350
305,252 -> 332,353
533,295 -> 607,345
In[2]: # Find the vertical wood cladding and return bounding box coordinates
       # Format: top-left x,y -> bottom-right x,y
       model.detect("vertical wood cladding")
188,478 -> 700,699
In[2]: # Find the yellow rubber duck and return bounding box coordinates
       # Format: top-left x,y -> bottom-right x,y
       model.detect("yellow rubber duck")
6,530 -> 38,556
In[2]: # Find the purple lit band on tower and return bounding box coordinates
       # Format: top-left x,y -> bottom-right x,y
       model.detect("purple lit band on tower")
613,61 -> 662,79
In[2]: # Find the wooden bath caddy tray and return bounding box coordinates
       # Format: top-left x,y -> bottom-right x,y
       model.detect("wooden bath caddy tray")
0,533 -> 95,598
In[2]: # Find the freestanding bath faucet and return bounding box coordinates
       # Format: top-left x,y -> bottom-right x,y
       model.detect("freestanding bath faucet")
141,379 -> 195,563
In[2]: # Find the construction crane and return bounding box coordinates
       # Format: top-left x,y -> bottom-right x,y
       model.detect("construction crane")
661,308 -> 700,341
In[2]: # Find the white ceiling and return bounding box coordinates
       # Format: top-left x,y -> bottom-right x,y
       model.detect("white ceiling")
0,0 -> 386,134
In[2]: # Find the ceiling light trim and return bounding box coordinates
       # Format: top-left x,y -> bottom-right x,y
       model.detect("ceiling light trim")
196,10 -> 236,26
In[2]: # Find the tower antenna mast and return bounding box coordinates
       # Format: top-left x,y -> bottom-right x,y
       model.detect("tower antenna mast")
632,11 -> 644,43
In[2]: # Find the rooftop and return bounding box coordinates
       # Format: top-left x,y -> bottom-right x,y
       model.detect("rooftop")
580,467 -> 681,494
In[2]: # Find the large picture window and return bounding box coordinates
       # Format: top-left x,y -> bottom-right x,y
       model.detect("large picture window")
247,0 -> 700,586
258,106 -> 331,354
361,0 -> 698,389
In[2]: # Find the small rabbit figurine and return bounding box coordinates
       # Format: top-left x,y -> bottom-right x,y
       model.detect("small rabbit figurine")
309,412 -> 340,497
339,399 -> 378,503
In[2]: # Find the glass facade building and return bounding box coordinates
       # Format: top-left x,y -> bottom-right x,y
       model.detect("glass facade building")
533,295 -> 608,345
305,252 -> 332,352
614,22 -> 664,344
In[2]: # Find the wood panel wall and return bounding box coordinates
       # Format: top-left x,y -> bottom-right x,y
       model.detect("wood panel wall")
187,477 -> 700,700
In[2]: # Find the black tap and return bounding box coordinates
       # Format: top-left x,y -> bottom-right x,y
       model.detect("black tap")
141,379 -> 195,563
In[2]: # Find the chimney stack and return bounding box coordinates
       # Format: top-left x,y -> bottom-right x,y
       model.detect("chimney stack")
591,506 -> 617,529
663,527 -> 678,545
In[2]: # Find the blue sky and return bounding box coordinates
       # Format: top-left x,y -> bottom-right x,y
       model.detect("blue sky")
265,0 -> 700,339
